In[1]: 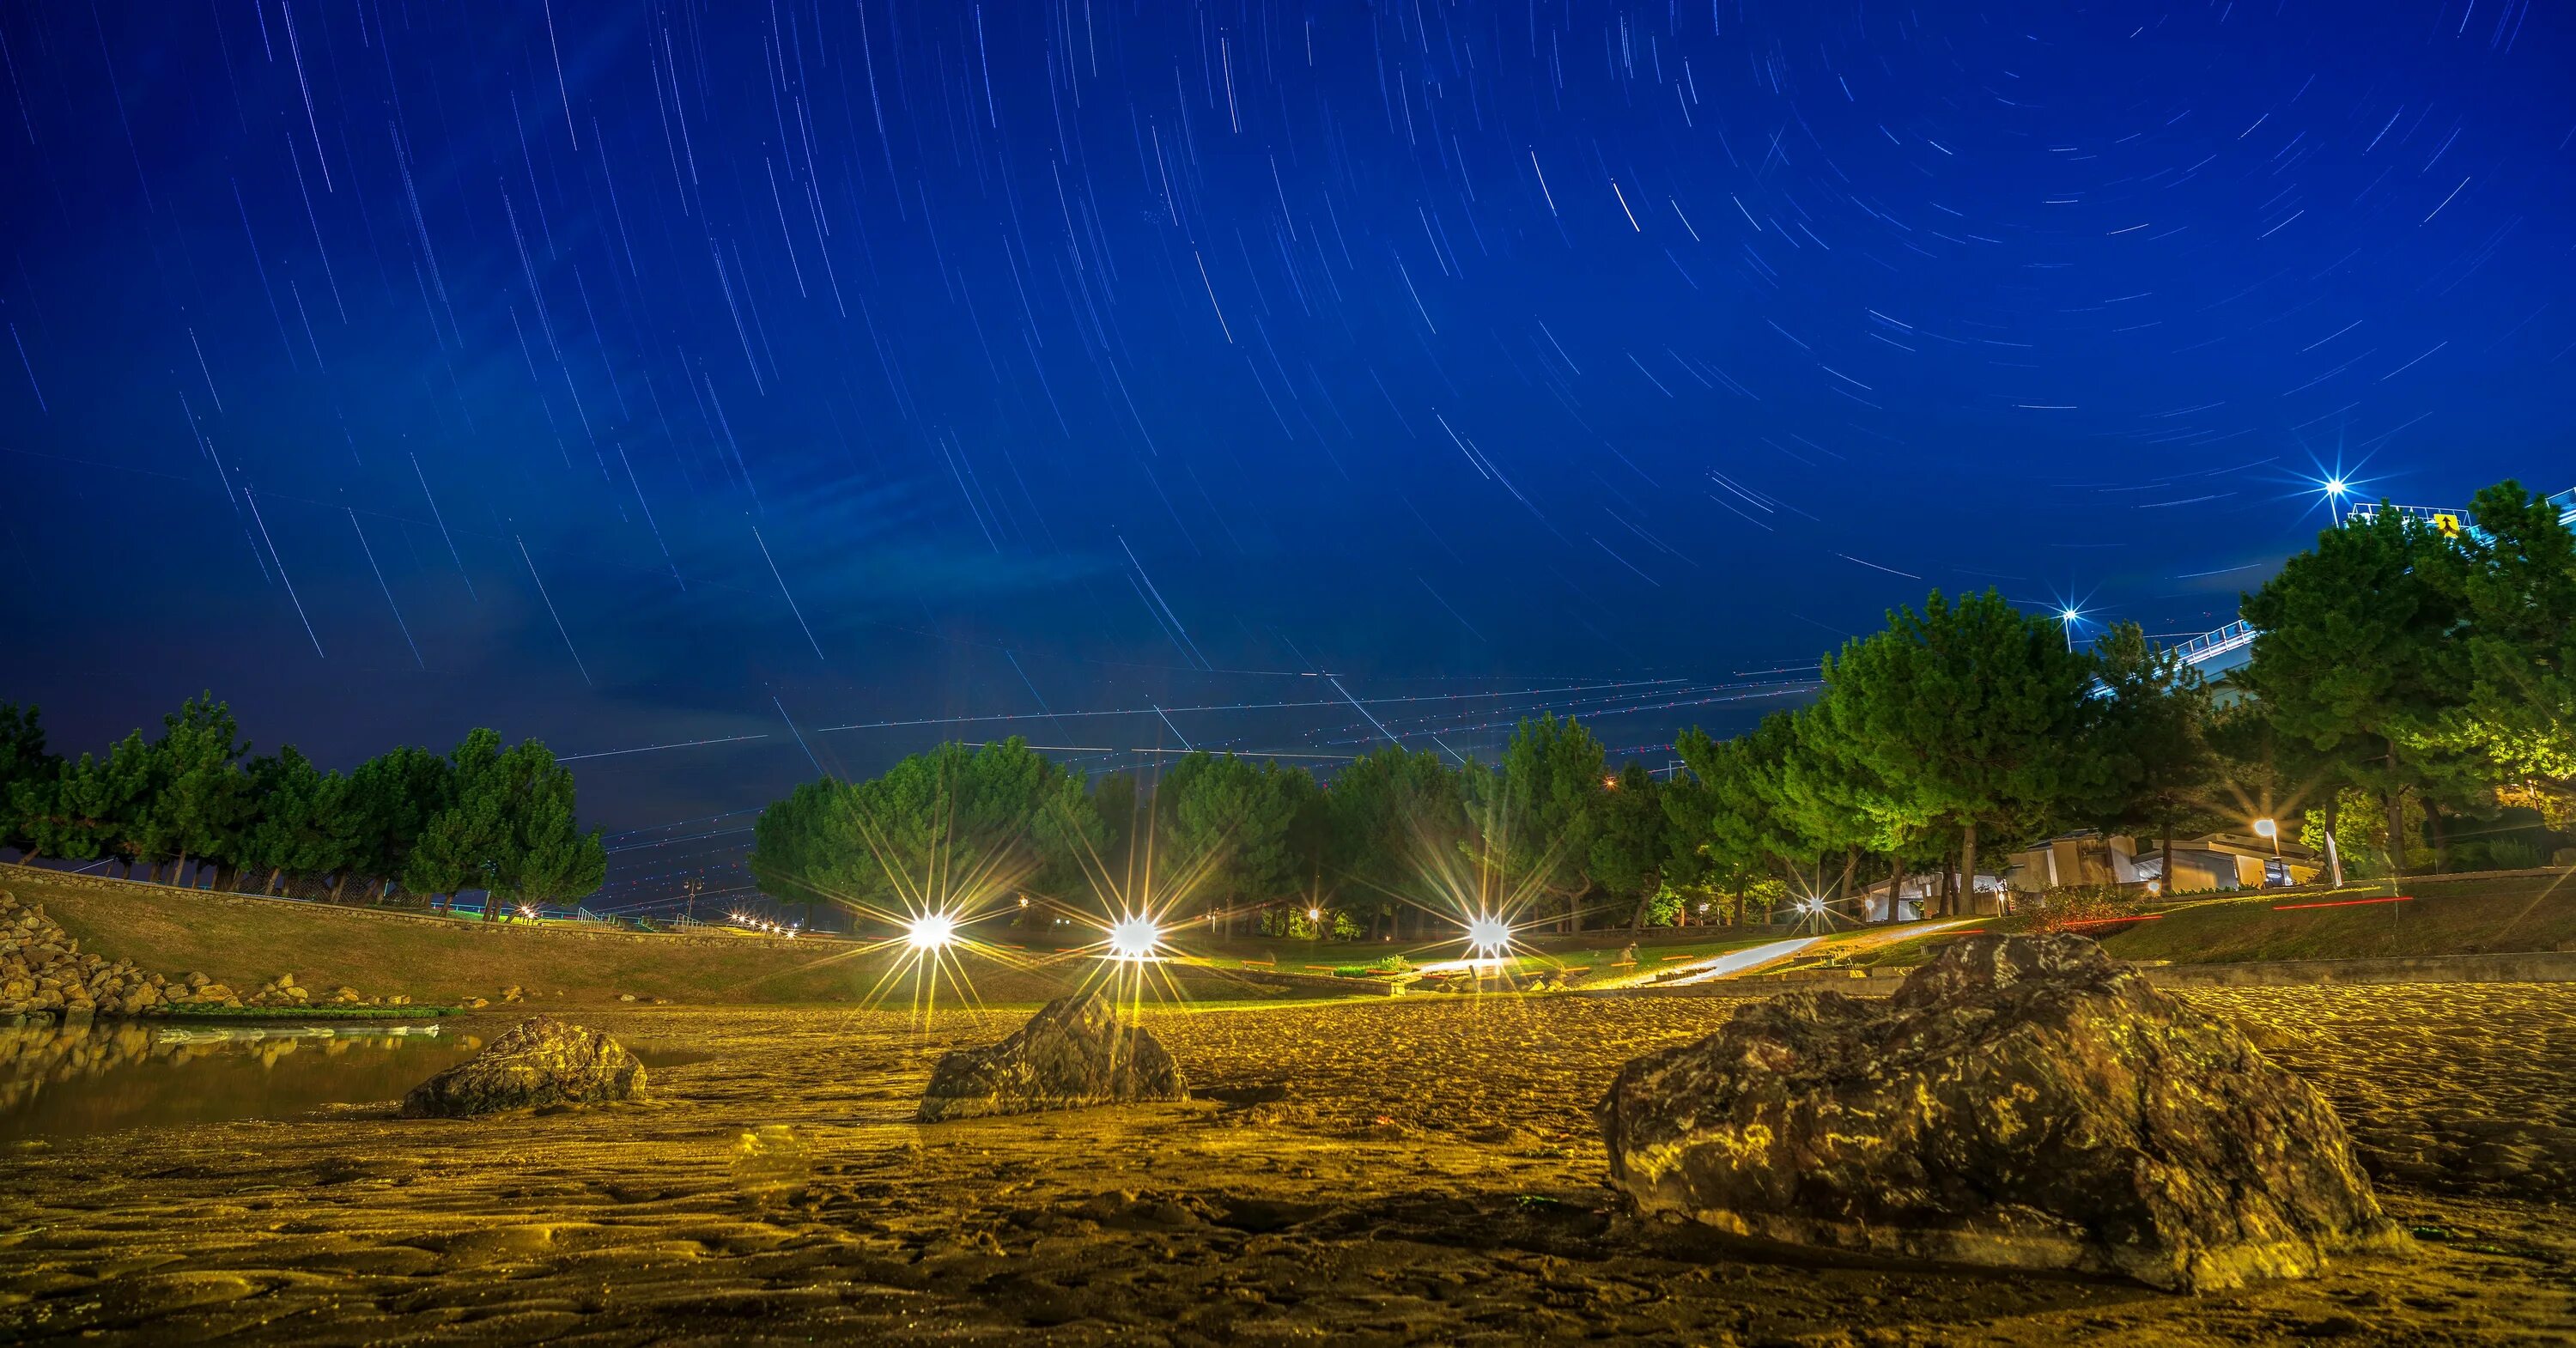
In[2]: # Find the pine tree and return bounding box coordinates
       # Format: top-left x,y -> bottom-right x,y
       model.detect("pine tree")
241,747 -> 365,896
149,694 -> 252,886
2240,508 -> 2466,883
2089,622 -> 2227,890
1327,745 -> 1470,939
404,729 -> 507,914
2429,481 -> 2576,819
1820,590 -> 2101,916
1588,762 -> 1671,931
1468,715 -> 1609,933
496,762 -> 605,913
348,744 -> 454,901
0,702 -> 60,864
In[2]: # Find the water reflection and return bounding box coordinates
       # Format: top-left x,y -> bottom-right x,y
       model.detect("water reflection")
0,1020 -> 702,1139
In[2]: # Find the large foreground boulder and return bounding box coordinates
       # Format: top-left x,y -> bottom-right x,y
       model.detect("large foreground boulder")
918,993 -> 1185,1122
402,1017 -> 646,1118
1597,933 -> 2402,1290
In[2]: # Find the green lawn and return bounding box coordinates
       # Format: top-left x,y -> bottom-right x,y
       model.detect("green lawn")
2094,871 -> 2576,964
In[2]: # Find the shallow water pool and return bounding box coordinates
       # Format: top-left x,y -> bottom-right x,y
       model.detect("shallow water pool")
0,1019 -> 703,1140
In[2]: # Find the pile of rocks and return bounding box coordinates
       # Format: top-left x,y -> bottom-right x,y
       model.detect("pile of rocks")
3,890 -> 406,1023
4,891 -> 173,1022
226,972 -> 413,1011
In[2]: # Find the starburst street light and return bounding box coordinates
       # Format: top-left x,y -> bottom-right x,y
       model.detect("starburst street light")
2058,605 -> 2082,652
1465,914 -> 1513,958
2322,477 -> 2350,523
1106,914 -> 1163,961
905,912 -> 957,950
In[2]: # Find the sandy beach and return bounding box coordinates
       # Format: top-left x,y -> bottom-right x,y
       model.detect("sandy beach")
3,983 -> 2573,1345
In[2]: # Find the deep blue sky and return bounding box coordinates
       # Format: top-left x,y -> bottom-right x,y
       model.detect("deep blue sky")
3,1 -> 2571,905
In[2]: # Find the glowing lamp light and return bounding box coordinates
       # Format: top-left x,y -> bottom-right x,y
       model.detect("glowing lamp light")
1307,907 -> 1322,920
1465,914 -> 1512,958
906,913 -> 957,950
2324,478 -> 2348,497
1107,915 -> 1162,961
2059,607 -> 2082,624
2252,817 -> 2278,838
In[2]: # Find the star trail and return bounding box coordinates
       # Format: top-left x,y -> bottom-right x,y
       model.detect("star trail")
2,1 -> 2571,910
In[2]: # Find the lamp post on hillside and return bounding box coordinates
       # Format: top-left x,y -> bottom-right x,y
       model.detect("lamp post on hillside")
2059,606 -> 2081,653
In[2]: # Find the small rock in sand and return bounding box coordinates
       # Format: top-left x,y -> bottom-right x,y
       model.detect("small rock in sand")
401,1017 -> 647,1119
917,993 -> 1185,1122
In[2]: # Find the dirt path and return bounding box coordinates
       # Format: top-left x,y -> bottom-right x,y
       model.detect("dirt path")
3,987 -> 2573,1345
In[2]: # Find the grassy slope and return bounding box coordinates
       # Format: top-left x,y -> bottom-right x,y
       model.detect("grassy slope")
2,865 -> 1294,1008
1190,931 -> 1798,977
2095,871 -> 2576,964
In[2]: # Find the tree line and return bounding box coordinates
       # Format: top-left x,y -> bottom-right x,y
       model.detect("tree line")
0,698 -> 605,917
751,478 -> 2575,937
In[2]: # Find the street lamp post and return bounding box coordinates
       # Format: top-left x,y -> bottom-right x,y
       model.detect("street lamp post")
2253,817 -> 2281,886
2059,607 -> 2081,653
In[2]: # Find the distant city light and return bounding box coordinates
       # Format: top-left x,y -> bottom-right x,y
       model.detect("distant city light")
906,913 -> 957,950
1465,914 -> 1512,957
1107,915 -> 1162,961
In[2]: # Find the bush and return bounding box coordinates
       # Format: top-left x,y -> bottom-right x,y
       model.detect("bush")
2485,838 -> 2543,871
2020,883 -> 2146,934
1331,953 -> 1416,978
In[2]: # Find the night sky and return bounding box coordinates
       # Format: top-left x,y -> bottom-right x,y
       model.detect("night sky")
3,1 -> 2571,909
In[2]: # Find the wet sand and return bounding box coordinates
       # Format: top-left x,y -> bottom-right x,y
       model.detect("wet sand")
3,984 -> 2573,1345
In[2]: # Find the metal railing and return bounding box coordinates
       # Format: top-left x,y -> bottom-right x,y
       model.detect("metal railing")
2171,619 -> 2257,667
2339,501 -> 2466,528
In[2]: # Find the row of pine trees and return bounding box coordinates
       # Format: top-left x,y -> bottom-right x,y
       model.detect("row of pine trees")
0,698 -> 605,914
748,479 -> 2576,935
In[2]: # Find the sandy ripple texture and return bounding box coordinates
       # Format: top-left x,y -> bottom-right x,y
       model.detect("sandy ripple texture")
3,984 -> 2573,1345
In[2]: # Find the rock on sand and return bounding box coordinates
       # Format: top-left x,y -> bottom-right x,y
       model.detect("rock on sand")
918,993 -> 1185,1122
1597,932 -> 2403,1291
402,1017 -> 647,1118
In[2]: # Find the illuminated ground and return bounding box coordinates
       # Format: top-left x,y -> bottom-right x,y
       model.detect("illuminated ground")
3,986 -> 2573,1344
